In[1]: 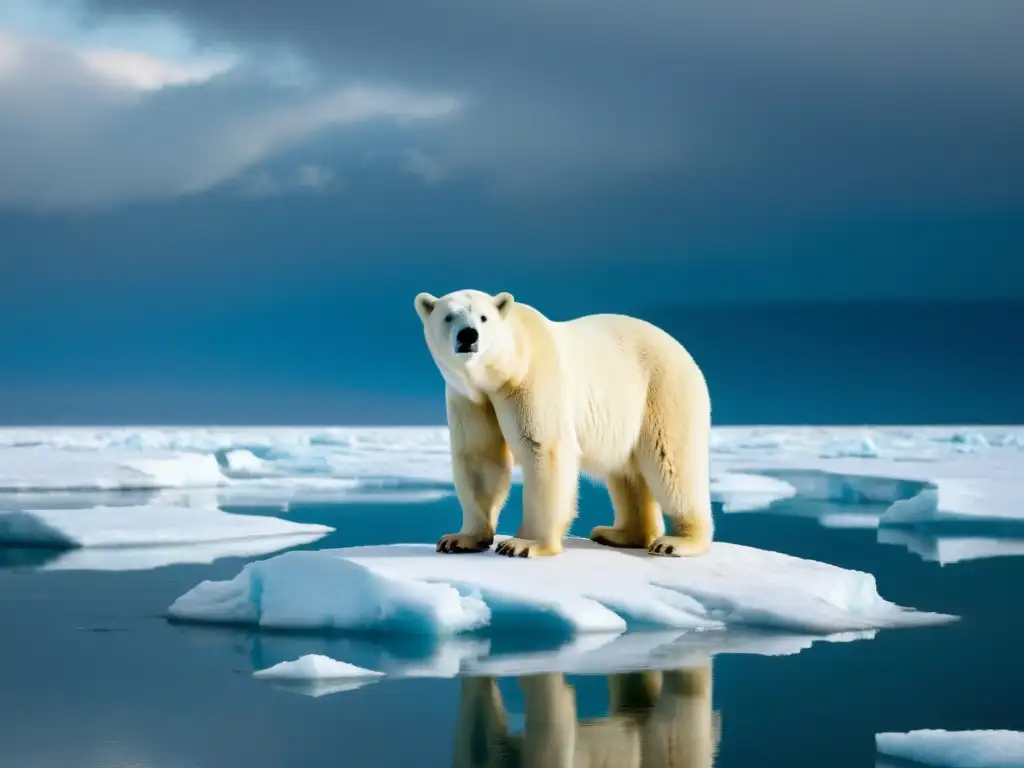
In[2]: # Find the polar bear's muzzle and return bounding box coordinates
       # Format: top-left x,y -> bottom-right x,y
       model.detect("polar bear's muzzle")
454,326 -> 479,355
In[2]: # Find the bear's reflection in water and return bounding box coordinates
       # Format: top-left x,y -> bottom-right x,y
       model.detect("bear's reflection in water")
452,663 -> 721,768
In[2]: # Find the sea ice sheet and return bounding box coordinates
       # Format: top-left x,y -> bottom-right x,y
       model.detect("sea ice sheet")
0,504 -> 333,549
876,729 -> 1024,768
1,425 -> 1020,526
39,533 -> 329,572
168,536 -> 954,637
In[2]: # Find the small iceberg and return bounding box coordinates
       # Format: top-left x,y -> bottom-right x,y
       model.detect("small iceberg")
253,654 -> 385,698
254,654 -> 384,681
168,536 -> 954,637
876,729 -> 1024,767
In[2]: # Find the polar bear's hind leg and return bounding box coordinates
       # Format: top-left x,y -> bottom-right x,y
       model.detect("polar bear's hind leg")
590,472 -> 664,549
638,415 -> 713,558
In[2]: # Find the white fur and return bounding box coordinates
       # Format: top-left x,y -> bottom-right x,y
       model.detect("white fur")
415,289 -> 713,559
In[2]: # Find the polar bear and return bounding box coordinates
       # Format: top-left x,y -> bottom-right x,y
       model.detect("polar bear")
414,288 -> 713,559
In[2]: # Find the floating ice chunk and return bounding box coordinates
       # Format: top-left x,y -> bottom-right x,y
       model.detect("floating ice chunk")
877,528 -> 1024,566
253,655 -> 385,698
711,473 -> 796,512
876,729 -> 1024,768
254,654 -> 384,681
0,504 -> 332,549
0,447 -> 226,491
168,537 -> 954,637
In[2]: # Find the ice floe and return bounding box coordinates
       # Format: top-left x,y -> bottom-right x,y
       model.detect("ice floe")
0,503 -> 332,550
876,729 -> 1024,768
168,536 -> 954,637
0,425 -> 1020,527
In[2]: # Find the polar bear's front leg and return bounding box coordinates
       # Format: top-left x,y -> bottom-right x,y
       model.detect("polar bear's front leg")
496,441 -> 578,558
438,390 -> 513,554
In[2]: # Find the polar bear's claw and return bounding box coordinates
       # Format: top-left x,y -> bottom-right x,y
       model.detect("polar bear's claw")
436,534 -> 493,554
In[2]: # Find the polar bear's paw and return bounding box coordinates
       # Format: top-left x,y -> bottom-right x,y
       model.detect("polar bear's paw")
436,533 -> 494,554
494,537 -> 563,558
647,535 -> 711,558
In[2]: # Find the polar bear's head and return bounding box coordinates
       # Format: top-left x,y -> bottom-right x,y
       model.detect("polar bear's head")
414,289 -> 516,393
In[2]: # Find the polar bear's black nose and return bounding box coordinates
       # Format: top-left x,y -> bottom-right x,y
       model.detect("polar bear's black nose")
456,327 -> 479,346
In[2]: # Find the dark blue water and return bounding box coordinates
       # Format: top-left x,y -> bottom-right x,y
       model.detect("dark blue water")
3,299 -> 1022,426
0,482 -> 1021,767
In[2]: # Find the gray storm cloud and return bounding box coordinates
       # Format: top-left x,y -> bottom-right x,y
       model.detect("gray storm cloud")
0,29 -> 459,210
2,0 -> 1023,210
68,0 -> 1024,207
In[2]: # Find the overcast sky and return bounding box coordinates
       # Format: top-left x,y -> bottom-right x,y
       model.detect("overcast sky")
1,0 -> 1022,422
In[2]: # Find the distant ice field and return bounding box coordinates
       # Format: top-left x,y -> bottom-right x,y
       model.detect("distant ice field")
0,425 -> 1019,527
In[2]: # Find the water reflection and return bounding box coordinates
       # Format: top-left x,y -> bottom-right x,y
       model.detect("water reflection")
453,664 -> 720,768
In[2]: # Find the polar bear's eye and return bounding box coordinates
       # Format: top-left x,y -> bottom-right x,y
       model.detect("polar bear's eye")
480,315 -> 488,323
444,314 -> 453,323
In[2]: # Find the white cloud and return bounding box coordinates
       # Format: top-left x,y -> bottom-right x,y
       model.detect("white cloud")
0,29 -> 460,210
78,46 -> 234,90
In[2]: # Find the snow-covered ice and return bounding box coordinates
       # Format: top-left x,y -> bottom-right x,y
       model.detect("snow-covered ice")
876,729 -> 1024,768
168,536 -> 953,637
0,504 -> 332,549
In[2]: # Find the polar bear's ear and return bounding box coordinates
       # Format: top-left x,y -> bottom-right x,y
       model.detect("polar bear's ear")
494,292 -> 515,318
415,292 -> 438,321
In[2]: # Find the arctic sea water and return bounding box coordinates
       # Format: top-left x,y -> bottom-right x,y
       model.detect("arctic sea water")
0,427 -> 1022,767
